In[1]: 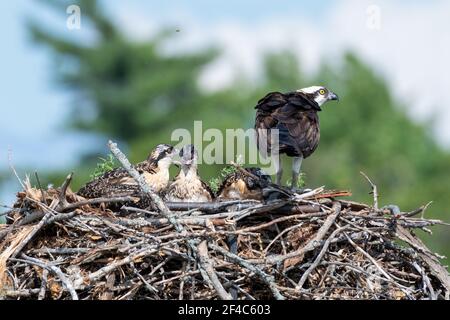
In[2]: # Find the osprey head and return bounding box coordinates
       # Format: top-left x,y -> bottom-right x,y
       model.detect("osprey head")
148,144 -> 177,167
245,167 -> 272,188
297,86 -> 339,107
179,144 -> 198,167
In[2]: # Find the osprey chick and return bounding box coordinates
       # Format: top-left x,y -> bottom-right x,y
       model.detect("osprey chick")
254,86 -> 339,189
78,144 -> 177,199
164,144 -> 213,203
217,167 -> 272,201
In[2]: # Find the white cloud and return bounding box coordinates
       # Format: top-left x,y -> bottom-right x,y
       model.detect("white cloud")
114,0 -> 450,146
328,0 -> 450,145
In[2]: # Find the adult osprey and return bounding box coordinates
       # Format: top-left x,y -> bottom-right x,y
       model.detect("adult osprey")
254,86 -> 339,189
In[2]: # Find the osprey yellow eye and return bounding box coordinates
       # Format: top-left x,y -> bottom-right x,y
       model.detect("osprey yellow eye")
319,89 -> 326,95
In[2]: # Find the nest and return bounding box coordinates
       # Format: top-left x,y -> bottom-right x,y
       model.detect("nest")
1,182 -> 449,300
1,143 -> 449,300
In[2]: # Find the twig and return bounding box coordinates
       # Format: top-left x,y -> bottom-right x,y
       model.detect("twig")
88,246 -> 160,283
360,172 -> 378,210
344,233 -> 392,281
55,173 -> 73,211
8,148 -> 25,190
197,241 -> 232,300
11,211 -> 53,258
38,269 -> 49,300
296,226 -> 349,290
12,255 -> 79,300
236,212 -> 327,234
166,200 -> 261,212
259,202 -> 341,265
412,261 -> 437,300
209,243 -> 285,300
404,202 -> 433,218
34,172 -> 46,204
63,196 -> 138,211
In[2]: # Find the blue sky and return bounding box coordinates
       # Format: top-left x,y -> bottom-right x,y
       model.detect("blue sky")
105,0 -> 333,22
1,0 -> 450,207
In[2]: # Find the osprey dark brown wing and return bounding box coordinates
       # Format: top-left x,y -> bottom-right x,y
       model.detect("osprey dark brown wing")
78,144 -> 175,199
255,91 -> 321,158
201,180 -> 215,199
271,103 -> 321,158
77,160 -> 158,199
254,92 -> 287,154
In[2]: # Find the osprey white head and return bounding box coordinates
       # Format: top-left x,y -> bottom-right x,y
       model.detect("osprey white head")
297,86 -> 339,107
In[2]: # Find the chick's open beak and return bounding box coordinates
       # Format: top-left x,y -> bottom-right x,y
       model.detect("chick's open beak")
169,148 -> 181,167
171,148 -> 179,157
179,145 -> 196,166
181,152 -> 193,166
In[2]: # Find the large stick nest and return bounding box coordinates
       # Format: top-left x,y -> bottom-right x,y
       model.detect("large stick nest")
1,173 -> 449,301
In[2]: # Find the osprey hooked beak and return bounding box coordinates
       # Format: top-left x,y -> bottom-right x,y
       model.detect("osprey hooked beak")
328,91 -> 339,102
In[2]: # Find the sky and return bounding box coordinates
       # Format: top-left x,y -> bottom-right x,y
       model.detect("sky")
1,0 -> 450,206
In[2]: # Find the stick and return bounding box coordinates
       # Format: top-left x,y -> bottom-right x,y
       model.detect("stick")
55,173 -> 73,211
344,233 -> 392,281
12,255 -> 79,300
197,241 -> 232,300
88,246 -> 160,283
412,261 -> 437,300
62,196 -> 138,211
8,148 -> 25,190
404,202 -> 433,218
34,172 -> 46,204
209,243 -> 285,300
360,172 -> 378,210
165,200 -> 261,212
11,211 -> 53,258
296,226 -> 348,290
257,202 -> 341,265
38,269 -> 49,300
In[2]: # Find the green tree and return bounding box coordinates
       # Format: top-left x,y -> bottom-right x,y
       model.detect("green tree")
28,0 -> 218,161
308,53 -> 450,258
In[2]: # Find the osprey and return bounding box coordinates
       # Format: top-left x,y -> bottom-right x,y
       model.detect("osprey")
254,86 -> 339,189
164,144 -> 214,203
78,144 -> 177,199
217,167 -> 272,201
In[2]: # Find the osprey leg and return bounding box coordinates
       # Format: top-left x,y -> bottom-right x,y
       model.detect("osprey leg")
273,154 -> 283,185
291,156 -> 303,190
